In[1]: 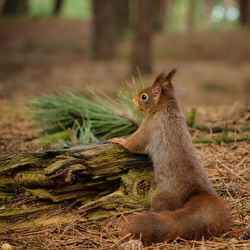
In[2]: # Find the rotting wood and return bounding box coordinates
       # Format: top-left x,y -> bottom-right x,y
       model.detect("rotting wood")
0,141 -> 154,233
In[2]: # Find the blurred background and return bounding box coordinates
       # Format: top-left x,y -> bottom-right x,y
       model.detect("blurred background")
0,0 -> 250,106
0,3 -> 249,248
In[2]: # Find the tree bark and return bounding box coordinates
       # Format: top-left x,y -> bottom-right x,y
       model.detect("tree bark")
91,0 -> 117,60
131,0 -> 154,75
1,0 -> 28,15
114,0 -> 130,38
239,0 -> 250,28
53,0 -> 63,16
0,141 -> 154,233
153,0 -> 167,32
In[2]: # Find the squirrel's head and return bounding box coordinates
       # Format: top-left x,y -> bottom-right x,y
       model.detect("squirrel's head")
132,68 -> 177,114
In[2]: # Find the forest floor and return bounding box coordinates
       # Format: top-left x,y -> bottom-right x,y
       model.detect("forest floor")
0,19 -> 249,249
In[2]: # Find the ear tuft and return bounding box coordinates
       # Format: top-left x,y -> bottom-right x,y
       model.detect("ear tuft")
153,72 -> 166,85
165,68 -> 177,81
152,72 -> 165,95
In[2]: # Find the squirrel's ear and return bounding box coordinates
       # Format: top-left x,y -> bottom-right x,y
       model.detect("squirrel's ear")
153,83 -> 161,95
154,72 -> 166,84
152,72 -> 165,95
165,68 -> 177,82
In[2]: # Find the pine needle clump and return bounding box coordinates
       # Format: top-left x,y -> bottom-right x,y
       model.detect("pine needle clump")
29,76 -> 250,146
28,78 -> 145,145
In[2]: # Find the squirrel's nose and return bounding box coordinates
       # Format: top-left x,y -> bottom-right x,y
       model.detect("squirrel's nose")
132,98 -> 135,105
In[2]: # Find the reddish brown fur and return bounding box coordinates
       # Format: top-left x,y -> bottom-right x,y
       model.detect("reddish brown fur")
120,194 -> 231,243
110,69 -> 231,243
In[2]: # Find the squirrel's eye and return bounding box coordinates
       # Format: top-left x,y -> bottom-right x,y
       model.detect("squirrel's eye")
141,94 -> 147,101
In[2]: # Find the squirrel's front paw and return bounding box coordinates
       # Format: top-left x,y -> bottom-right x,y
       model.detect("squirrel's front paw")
109,138 -> 126,146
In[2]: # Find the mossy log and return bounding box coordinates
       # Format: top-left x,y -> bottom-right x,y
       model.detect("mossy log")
1,133 -> 249,233
0,141 -> 154,233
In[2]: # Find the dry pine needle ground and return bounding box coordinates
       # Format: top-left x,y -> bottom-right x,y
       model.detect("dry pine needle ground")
0,105 -> 249,249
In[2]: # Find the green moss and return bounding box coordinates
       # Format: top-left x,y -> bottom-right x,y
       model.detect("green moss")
0,221 -> 39,233
0,205 -> 56,218
27,188 -> 57,201
85,211 -> 117,224
0,153 -> 47,174
0,182 -> 24,195
0,192 -> 13,199
14,171 -> 55,187
36,131 -> 69,144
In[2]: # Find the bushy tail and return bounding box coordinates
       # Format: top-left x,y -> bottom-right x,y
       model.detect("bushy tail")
119,194 -> 231,243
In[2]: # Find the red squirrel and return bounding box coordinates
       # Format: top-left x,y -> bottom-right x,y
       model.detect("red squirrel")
110,69 -> 231,243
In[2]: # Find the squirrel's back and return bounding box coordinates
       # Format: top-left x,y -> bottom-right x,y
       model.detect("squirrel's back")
144,95 -> 217,209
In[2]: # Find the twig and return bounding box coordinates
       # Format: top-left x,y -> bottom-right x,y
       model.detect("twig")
111,234 -> 132,248
216,161 -> 248,184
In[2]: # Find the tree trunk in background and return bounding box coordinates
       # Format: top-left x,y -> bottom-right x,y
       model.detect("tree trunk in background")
92,0 -> 117,60
153,0 -> 167,32
239,0 -> 250,28
131,0 -> 153,75
1,0 -> 28,15
186,0 -> 196,33
114,0 -> 129,38
53,0 -> 63,16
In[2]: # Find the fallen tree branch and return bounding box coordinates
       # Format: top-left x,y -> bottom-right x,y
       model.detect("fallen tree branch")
0,141 -> 154,233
